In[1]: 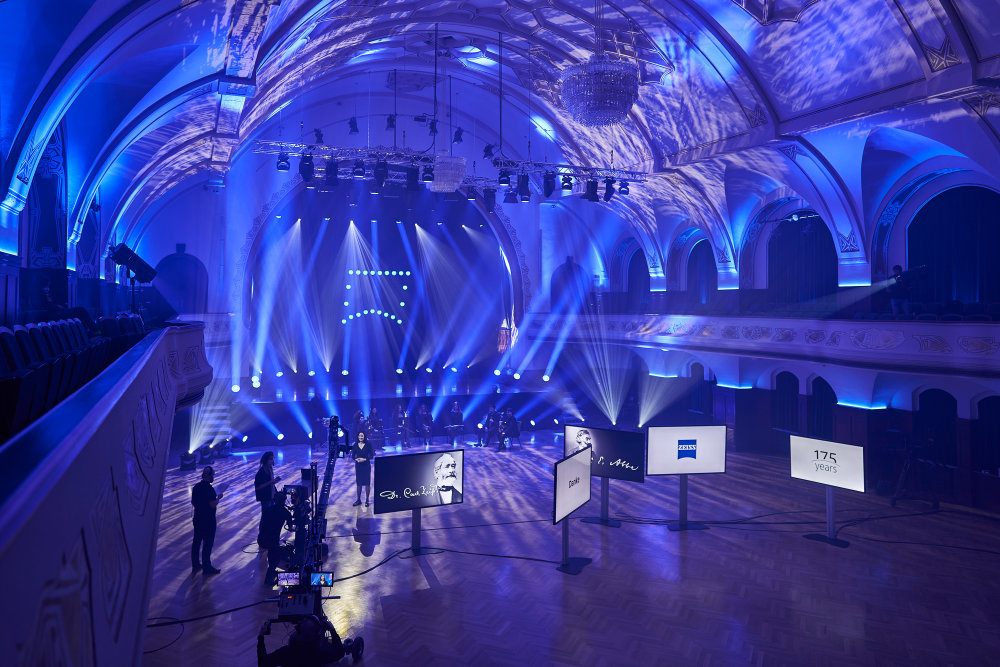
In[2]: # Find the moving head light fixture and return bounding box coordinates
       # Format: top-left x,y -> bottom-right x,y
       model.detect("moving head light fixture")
299,154 -> 314,181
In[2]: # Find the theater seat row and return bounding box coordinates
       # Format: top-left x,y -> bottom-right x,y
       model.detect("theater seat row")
0,316 -> 143,443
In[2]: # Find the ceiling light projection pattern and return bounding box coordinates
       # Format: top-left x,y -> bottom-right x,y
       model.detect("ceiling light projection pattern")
248,187 -> 510,386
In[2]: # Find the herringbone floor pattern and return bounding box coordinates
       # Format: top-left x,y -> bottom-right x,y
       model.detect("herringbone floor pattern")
143,432 -> 1000,666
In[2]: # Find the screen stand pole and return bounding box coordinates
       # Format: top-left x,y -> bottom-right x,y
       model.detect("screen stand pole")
411,508 -> 429,555
668,474 -> 708,531
804,486 -> 850,548
581,477 -> 621,527
556,519 -> 591,575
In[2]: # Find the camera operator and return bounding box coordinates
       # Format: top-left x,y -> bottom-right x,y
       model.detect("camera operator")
257,615 -> 364,666
289,487 -> 312,564
260,491 -> 293,587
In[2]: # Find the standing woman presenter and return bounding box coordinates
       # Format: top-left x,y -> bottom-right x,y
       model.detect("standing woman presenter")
352,430 -> 374,507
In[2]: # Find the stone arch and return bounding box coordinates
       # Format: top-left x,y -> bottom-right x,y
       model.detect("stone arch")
871,160 -> 1000,282
738,192 -> 809,289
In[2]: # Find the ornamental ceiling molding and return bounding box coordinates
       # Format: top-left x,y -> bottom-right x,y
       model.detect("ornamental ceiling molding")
731,0 -> 822,26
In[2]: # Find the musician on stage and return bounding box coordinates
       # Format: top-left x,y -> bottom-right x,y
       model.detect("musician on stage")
393,404 -> 409,447
368,406 -> 383,446
448,401 -> 464,445
480,404 -> 500,448
498,408 -> 517,451
418,404 -> 433,446
352,410 -> 368,444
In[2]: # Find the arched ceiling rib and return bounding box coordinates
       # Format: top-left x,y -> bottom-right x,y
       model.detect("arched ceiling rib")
4,0 -> 1000,275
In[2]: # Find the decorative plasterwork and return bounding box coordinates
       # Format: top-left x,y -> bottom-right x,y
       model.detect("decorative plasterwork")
731,0 -> 822,26
527,313 -> 1000,377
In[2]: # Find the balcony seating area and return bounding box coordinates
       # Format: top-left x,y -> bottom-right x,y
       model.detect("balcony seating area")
0,313 -> 146,442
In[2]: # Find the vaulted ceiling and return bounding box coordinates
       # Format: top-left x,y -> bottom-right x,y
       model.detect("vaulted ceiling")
2,0 -> 999,278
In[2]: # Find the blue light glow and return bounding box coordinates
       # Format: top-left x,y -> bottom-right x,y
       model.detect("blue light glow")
837,400 -> 887,410
717,382 -> 752,389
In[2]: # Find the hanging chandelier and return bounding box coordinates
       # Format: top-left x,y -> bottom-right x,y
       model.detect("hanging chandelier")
430,154 -> 466,192
559,1 -> 640,127
560,54 -> 640,127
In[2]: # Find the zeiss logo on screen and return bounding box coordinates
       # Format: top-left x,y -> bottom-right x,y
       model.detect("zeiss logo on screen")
677,439 -> 697,459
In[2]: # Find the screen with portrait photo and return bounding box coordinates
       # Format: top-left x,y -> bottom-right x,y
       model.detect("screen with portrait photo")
647,425 -> 727,475
564,424 -> 645,482
790,435 -> 865,492
310,572 -> 334,587
553,445 -> 592,524
374,449 -> 465,515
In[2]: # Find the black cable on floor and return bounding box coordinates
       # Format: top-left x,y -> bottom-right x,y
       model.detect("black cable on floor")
146,599 -> 277,627
142,616 -> 184,653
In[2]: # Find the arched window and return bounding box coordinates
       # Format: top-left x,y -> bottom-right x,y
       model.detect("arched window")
973,396 -> 1000,477
908,186 -> 1000,306
626,249 -> 650,313
551,256 -> 590,314
767,212 -> 837,307
808,377 -> 836,439
155,243 -> 209,314
687,240 -> 717,312
773,372 -> 799,432
689,363 -> 713,416
916,389 -> 958,468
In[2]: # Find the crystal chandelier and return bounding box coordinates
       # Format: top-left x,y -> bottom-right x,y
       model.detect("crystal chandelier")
560,54 -> 640,127
560,1 -> 641,127
430,154 -> 467,192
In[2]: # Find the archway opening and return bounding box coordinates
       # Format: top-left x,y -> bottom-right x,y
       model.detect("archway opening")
767,211 -> 837,308
626,249 -> 650,313
808,377 -> 836,439
908,186 -> 1000,307
686,239 -> 717,313
773,371 -> 799,432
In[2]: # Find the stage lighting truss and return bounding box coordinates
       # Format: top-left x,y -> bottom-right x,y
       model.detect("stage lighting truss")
253,140 -> 647,199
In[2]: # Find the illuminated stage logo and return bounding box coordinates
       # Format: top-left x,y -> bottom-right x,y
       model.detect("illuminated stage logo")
678,439 -> 697,459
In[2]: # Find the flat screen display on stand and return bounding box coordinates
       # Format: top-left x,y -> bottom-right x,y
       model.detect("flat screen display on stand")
553,446 -> 593,524
563,424 -> 645,482
790,435 -> 865,492
647,425 -> 727,475
373,449 -> 465,515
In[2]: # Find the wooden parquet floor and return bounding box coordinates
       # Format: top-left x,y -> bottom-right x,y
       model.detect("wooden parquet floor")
143,432 -> 1000,666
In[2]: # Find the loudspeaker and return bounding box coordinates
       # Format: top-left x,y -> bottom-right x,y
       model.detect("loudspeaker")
110,243 -> 157,283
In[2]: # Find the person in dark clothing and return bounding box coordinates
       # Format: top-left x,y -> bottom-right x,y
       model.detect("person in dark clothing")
480,405 -> 499,447
418,404 -> 432,445
352,431 -> 373,507
257,615 -> 363,666
254,452 -> 281,546
191,466 -> 223,575
448,401 -> 463,445
888,264 -> 911,315
499,409 -> 517,451
260,490 -> 293,586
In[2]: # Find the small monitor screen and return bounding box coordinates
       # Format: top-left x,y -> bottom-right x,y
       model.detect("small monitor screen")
309,572 -> 334,586
276,571 -> 300,587
374,450 -> 465,515
647,425 -> 727,475
564,424 -> 645,482
553,445 -> 592,524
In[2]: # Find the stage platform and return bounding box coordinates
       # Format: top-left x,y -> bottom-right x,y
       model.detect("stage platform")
144,430 -> 1000,665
